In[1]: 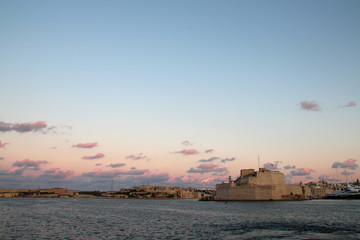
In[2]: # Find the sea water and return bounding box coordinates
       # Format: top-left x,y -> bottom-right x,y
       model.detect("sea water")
0,198 -> 359,239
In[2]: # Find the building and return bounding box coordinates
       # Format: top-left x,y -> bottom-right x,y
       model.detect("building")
215,168 -> 304,201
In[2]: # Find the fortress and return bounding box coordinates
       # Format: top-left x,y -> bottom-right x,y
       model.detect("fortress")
215,168 -> 304,201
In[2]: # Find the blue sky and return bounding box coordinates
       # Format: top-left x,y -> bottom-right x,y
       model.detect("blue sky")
0,1 -> 359,190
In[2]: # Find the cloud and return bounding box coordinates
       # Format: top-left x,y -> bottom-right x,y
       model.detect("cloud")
172,175 -> 201,184
107,163 -> 126,168
72,142 -> 98,148
318,174 -> 338,182
174,149 -> 199,155
341,171 -> 355,176
332,159 -> 358,170
0,141 -> 9,148
300,100 -> 320,111
205,149 -> 214,153
2,159 -> 48,176
290,168 -> 314,176
38,168 -> 74,180
0,157 -> 4,160
126,153 -> 147,160
128,172 -> 171,185
0,121 -> 52,133
0,122 -> 12,132
187,163 -> 228,174
198,157 -> 219,162
82,168 -> 148,178
81,153 -> 105,160
283,165 -> 296,170
221,157 -> 236,163
0,168 -> 76,190
12,159 -> 48,170
169,174 -> 226,188
263,161 -> 281,171
341,101 -> 356,108
2,167 -> 26,176
60,125 -> 73,130
181,140 -> 193,146
95,163 -> 102,166
0,167 -> 224,190
212,170 -> 230,177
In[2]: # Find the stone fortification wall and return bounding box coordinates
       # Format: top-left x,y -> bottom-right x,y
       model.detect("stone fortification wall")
272,184 -> 303,199
240,169 -> 255,176
215,183 -> 303,201
215,185 -> 271,200
255,171 -> 286,185
236,169 -> 286,186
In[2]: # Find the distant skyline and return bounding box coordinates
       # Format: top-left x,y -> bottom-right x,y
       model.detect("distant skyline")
1,1 -> 359,190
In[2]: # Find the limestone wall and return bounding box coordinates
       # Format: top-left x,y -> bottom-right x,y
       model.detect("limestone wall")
255,171 -> 286,185
215,184 -> 303,201
236,169 -> 286,186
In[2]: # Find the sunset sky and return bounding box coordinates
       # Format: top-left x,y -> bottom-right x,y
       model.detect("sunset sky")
1,1 -> 359,190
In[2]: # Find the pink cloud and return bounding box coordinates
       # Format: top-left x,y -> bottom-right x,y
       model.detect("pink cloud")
174,149 -> 199,155
178,175 -> 201,182
332,158 -> 358,170
139,172 -> 170,183
13,159 -> 48,170
0,121 -> 50,133
40,168 -> 74,180
5,167 -> 24,175
82,168 -> 148,178
187,163 -> 228,174
169,174 -> 225,188
181,140 -> 193,146
82,153 -> 105,160
72,142 -> 98,148
221,157 -> 236,163
198,157 -> 219,162
13,121 -> 47,132
300,100 -> 320,111
201,176 -> 228,185
0,122 -> 12,132
205,149 -> 214,153
284,165 -> 296,170
344,159 -> 357,167
342,101 -> 356,108
201,177 -> 216,184
0,140 -> 9,148
2,159 -> 48,176
199,163 -> 217,170
290,168 -> 314,176
126,153 -> 147,160
107,163 -> 126,168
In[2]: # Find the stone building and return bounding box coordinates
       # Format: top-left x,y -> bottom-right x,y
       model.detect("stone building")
215,168 -> 304,201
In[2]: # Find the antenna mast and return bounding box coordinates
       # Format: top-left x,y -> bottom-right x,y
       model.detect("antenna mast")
258,153 -> 260,170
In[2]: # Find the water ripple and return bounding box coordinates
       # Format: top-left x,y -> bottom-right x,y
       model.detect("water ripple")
0,198 -> 359,239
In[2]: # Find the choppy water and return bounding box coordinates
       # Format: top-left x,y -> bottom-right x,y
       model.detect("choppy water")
0,198 -> 359,239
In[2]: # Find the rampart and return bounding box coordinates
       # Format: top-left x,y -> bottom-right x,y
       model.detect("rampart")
215,168 -> 304,201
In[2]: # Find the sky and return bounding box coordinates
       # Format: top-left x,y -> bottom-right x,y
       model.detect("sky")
0,0 -> 359,190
